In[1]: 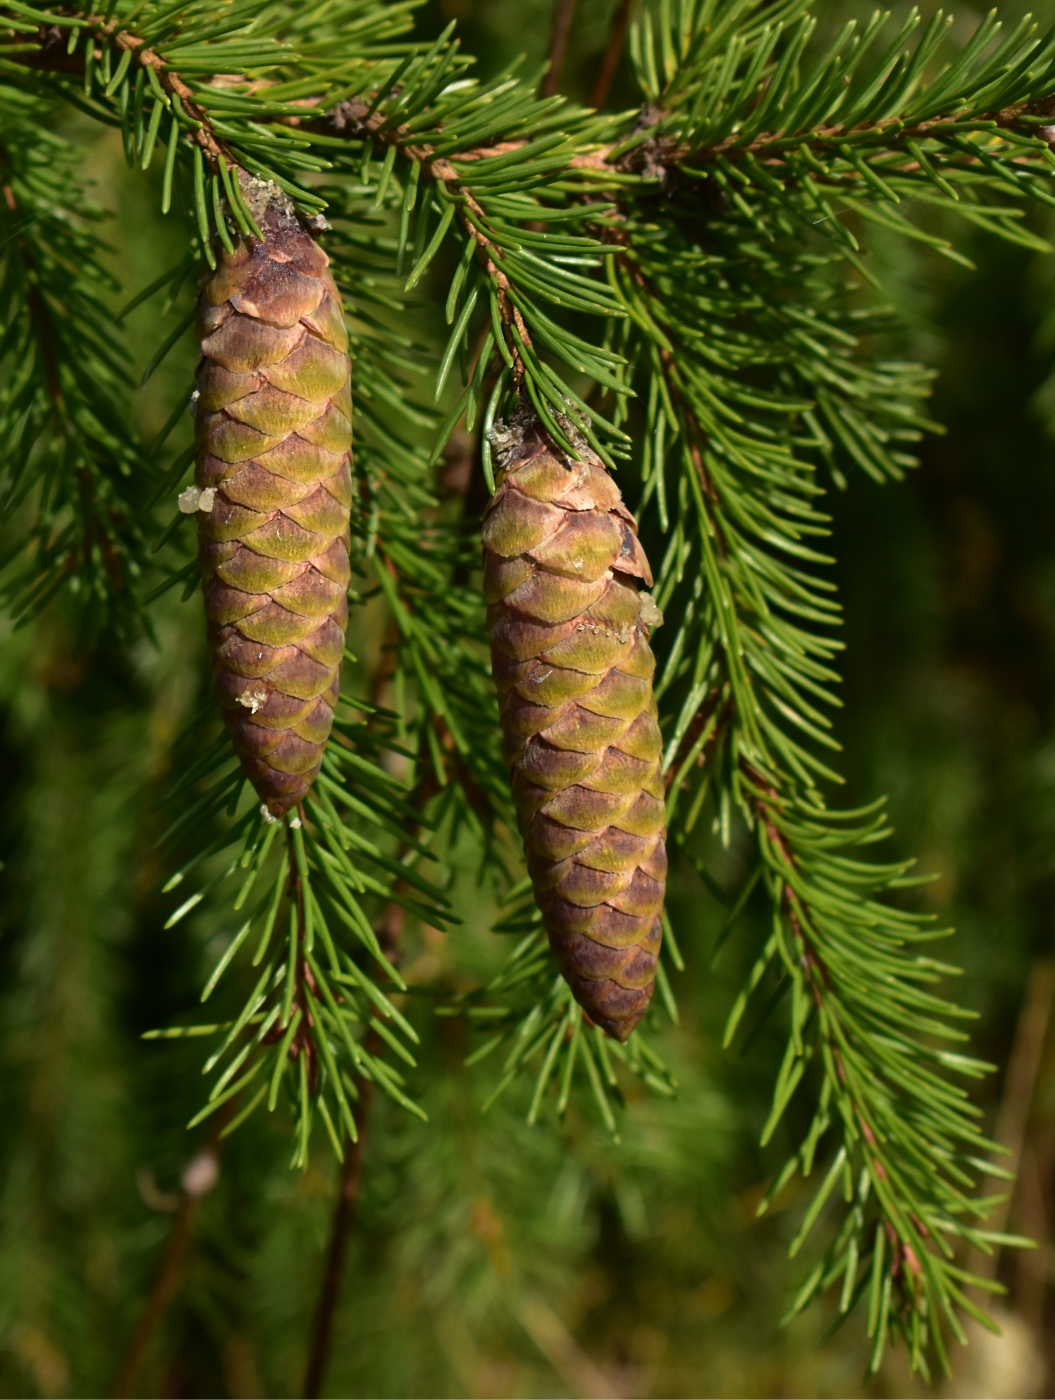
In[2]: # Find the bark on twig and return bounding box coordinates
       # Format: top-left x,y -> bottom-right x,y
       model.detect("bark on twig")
590,0 -> 635,111
302,1076 -> 376,1398
541,0 -> 578,97
967,957 -> 1055,1284
112,1134 -> 224,1397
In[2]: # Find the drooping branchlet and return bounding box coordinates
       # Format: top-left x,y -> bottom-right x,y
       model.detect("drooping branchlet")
483,411 -> 666,1041
194,184 -> 352,816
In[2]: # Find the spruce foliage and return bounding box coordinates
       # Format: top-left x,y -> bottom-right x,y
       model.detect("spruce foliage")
2,0 -> 1054,1377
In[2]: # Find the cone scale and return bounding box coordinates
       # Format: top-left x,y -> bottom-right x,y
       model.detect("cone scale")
484,413 -> 667,1041
194,193 -> 352,817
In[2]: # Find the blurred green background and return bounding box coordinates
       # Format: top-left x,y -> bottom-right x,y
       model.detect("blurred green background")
2,0 -> 1055,1395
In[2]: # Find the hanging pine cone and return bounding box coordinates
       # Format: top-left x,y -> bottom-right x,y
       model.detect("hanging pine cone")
194,190 -> 351,817
483,412 -> 667,1041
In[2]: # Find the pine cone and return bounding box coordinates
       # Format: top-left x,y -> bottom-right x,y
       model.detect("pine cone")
194,198 -> 351,817
483,413 -> 667,1041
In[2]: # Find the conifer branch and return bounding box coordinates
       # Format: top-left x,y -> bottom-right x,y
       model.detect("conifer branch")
0,87 -> 152,629
7,0 -> 1055,1374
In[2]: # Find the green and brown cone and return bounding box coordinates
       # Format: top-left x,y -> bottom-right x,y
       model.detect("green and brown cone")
483,412 -> 666,1041
194,191 -> 352,817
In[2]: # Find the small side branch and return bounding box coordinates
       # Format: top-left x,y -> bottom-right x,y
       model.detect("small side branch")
112,1133 -> 225,1397
299,701 -> 451,1395
967,957 -> 1055,1284
590,0 -> 635,111
302,1075 -> 375,1399
541,0 -> 577,98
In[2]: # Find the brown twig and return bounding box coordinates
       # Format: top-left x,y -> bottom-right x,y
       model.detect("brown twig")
331,101 -> 530,377
298,889 -> 413,1399
1012,1126 -> 1054,1337
112,1204 -> 199,1398
112,1127 -> 226,1398
590,0 -> 636,111
541,0 -> 577,98
302,1072 -> 376,1398
967,957 -> 1055,1284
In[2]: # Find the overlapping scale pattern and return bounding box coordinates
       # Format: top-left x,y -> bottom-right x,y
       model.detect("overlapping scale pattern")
195,206 -> 352,816
484,414 -> 667,1041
